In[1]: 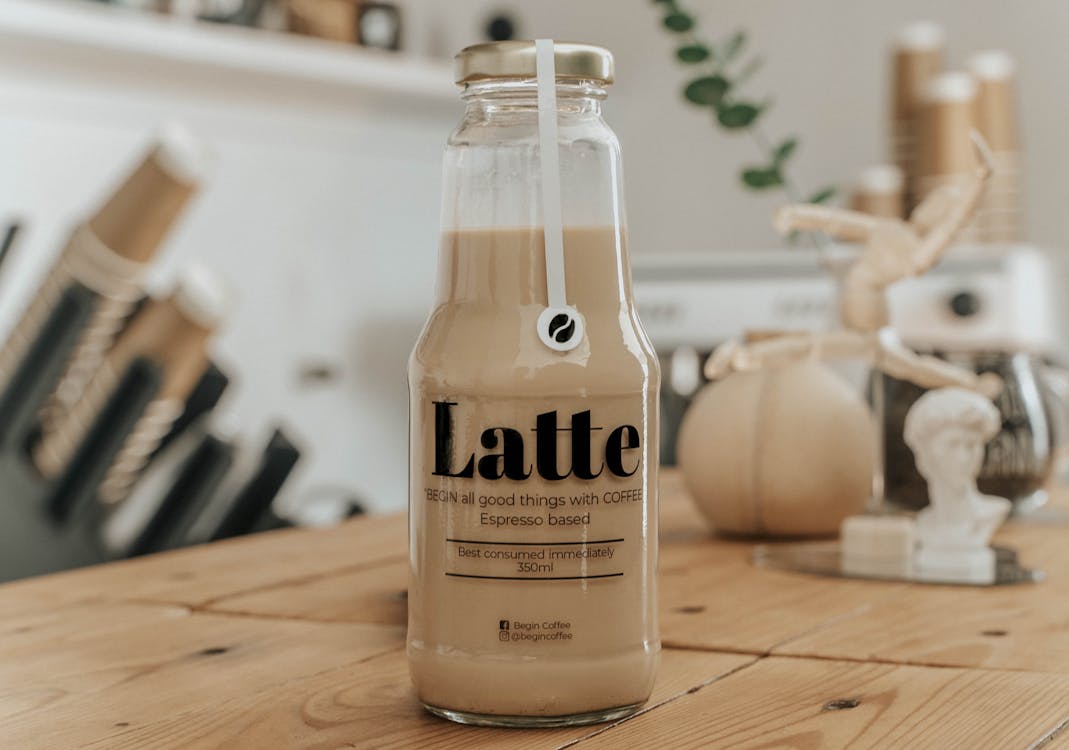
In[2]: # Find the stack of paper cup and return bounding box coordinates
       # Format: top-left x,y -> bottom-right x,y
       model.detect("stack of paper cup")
851,164 -> 905,219
8,125 -> 212,440
890,21 -> 945,213
916,71 -> 982,242
33,264 -> 229,505
968,50 -> 1022,242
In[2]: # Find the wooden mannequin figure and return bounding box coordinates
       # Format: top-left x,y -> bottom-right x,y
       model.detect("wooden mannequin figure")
707,132 -> 1000,399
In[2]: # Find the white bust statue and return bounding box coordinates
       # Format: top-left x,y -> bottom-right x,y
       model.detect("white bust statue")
903,388 -> 1011,583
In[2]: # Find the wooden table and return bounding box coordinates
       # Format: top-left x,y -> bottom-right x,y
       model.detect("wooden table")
3,471 -> 1069,749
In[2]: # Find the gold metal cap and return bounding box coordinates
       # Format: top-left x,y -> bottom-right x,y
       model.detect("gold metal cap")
454,41 -> 614,86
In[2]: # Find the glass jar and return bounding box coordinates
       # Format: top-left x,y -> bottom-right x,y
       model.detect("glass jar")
882,349 -> 1057,511
407,41 -> 660,727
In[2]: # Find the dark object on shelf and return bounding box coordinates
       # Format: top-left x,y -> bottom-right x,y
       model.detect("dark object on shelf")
0,287 -> 95,443
948,290 -> 982,318
102,412 -> 219,555
357,2 -> 401,51
0,220 -> 21,275
211,427 -> 302,540
45,358 -> 163,521
194,0 -> 267,26
103,0 -> 165,10
291,486 -> 366,526
0,268 -> 317,583
882,350 -> 1057,510
297,359 -> 340,386
0,286 -> 108,581
485,13 -> 516,42
0,283 -> 272,582
156,362 -> 230,456
127,433 -> 235,556
286,0 -> 398,47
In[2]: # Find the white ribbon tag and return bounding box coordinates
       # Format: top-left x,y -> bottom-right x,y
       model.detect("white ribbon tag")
535,38 -> 584,352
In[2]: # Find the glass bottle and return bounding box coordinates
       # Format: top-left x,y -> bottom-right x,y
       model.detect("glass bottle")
407,41 -> 660,727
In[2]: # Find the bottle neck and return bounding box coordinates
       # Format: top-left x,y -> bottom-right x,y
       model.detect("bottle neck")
460,78 -> 607,118
439,78 -> 629,311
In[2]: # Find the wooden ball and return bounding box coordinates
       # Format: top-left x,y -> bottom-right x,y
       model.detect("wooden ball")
677,361 -> 875,537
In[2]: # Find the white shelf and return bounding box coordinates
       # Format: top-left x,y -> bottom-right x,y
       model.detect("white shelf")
0,0 -> 457,105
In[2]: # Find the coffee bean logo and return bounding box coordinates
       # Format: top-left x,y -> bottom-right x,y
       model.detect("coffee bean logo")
537,306 -> 584,352
549,313 -> 576,344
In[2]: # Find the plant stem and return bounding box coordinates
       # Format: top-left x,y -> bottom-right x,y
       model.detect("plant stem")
747,125 -> 803,204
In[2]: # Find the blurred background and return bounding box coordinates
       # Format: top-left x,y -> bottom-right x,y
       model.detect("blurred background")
2,0 -> 1066,578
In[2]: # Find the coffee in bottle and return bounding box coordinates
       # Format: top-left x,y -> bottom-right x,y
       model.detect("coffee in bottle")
408,40 -> 660,727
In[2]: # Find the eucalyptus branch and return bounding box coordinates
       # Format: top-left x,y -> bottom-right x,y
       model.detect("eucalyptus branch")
654,0 -> 836,208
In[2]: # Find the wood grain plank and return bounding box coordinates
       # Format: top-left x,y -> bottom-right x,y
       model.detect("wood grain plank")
659,539 -> 909,653
208,557 -> 409,625
5,470 -> 1069,747
0,601 -> 195,725
0,605 -> 402,749
659,475 -> 1069,663
774,584 -> 1069,674
74,647 -> 753,750
656,470 -> 914,654
211,536 -> 910,660
0,599 -> 189,660
0,511 -> 406,608
773,518 -> 1069,673
205,472 -> 905,658
573,656 -> 1069,749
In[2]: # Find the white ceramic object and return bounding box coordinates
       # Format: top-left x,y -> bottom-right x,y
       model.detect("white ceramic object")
836,387 -> 1013,586
905,387 -> 1012,584
841,515 -> 916,579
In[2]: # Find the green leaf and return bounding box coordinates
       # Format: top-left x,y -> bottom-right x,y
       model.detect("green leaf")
773,137 -> 797,164
808,187 -> 837,204
663,12 -> 693,32
717,102 -> 763,128
741,167 -> 783,189
683,75 -> 730,106
722,30 -> 747,61
676,44 -> 711,63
